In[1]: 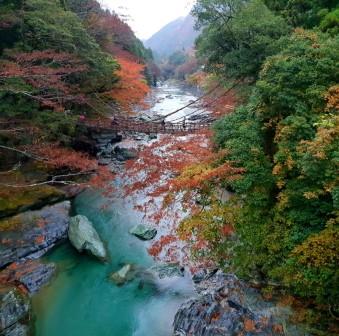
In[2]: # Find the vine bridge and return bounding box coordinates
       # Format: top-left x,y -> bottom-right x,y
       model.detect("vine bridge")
91,84 -> 236,135
110,116 -> 215,134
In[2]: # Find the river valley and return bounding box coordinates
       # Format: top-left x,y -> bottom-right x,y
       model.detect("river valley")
31,84 -> 202,336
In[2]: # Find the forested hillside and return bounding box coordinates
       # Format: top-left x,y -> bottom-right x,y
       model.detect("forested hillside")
172,0 -> 339,332
0,0 -> 155,188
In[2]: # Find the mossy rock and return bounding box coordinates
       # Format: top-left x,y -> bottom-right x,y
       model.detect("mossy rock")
0,185 -> 65,219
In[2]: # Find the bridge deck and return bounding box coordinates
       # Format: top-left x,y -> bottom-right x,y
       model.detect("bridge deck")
110,116 -> 213,134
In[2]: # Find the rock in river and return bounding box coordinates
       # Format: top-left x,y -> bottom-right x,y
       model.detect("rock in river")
0,201 -> 71,269
149,263 -> 185,279
0,286 -> 29,335
68,215 -> 107,261
110,264 -> 135,286
129,224 -> 157,240
173,272 -> 284,336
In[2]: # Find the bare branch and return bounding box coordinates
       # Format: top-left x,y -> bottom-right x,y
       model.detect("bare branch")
0,171 -> 93,188
0,144 -> 45,161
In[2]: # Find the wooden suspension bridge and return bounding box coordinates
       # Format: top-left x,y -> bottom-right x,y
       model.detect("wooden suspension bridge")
87,83 -> 237,135
110,116 -> 216,134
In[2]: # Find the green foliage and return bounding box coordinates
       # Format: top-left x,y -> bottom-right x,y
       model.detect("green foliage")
280,224 -> 339,306
320,8 -> 339,35
21,0 -> 118,92
0,0 -> 121,146
193,0 -> 290,80
186,3 -> 338,324
213,31 -> 339,300
264,0 -> 338,28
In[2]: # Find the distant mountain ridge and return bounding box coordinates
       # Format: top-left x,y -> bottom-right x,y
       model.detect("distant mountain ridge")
145,15 -> 199,58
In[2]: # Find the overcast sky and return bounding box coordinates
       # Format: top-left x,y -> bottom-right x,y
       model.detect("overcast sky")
102,0 -> 196,40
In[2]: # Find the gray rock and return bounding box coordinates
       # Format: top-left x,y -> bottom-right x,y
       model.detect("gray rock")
148,133 -> 158,140
114,146 -> 138,161
0,323 -> 28,336
191,269 -> 208,284
0,202 -> 71,269
110,264 -> 135,286
0,286 -> 29,333
98,157 -> 111,166
129,224 -> 157,240
68,215 -> 107,260
173,272 -> 284,336
0,260 -> 56,294
150,263 -> 185,279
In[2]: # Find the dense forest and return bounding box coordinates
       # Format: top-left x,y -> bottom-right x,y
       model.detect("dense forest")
172,0 -> 338,332
0,0 -> 157,191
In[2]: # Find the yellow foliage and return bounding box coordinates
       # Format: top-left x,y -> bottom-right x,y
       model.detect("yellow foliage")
292,225 -> 339,268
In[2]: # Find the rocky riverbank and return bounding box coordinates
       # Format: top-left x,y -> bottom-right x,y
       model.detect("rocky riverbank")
0,201 -> 71,335
174,272 -> 284,336
0,126 -> 146,335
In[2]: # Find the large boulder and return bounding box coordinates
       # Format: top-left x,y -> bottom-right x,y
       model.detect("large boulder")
129,224 -> 157,240
0,286 -> 29,334
173,272 -> 284,336
68,215 -> 107,261
0,201 -> 71,269
0,260 -> 56,295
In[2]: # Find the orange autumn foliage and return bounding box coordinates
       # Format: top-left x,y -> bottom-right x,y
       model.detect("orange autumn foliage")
109,55 -> 149,111
148,235 -> 177,257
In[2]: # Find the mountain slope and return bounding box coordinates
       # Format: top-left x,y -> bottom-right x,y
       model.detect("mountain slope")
145,15 -> 199,58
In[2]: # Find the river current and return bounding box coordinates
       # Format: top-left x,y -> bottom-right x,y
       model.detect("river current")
32,84 -> 200,336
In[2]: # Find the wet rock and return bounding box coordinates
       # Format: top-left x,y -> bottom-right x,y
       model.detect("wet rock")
113,146 -> 138,161
148,133 -> 158,140
173,272 -> 284,336
97,157 -> 111,166
129,224 -> 157,240
110,264 -> 135,286
0,323 -> 28,336
0,260 -> 55,295
0,202 -> 71,269
191,269 -> 208,284
150,263 -> 185,279
0,286 -> 29,334
68,215 -> 107,261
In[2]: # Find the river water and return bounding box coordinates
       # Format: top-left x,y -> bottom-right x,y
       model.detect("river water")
32,84 -> 200,336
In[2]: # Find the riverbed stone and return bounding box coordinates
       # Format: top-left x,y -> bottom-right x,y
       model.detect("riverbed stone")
68,215 -> 107,261
149,263 -> 185,279
173,272 -> 284,336
0,286 -> 29,333
0,202 -> 71,269
110,264 -> 134,286
0,260 -> 56,295
129,224 -> 157,240
113,146 -> 138,161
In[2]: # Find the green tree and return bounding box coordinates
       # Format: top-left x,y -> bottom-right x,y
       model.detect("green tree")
193,0 -> 289,80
